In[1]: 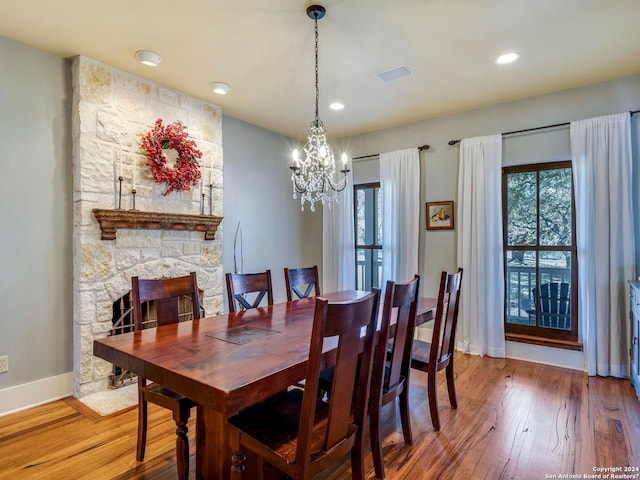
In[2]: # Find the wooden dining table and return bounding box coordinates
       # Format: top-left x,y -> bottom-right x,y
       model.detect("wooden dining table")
93,290 -> 437,480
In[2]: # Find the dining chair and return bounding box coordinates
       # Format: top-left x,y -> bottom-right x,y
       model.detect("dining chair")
369,275 -> 421,479
410,268 -> 463,431
131,272 -> 201,480
225,270 -> 274,313
227,290 -> 380,480
284,265 -> 321,301
317,276 -> 421,479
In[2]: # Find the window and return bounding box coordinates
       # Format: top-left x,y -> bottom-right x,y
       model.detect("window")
502,162 -> 579,345
354,182 -> 382,290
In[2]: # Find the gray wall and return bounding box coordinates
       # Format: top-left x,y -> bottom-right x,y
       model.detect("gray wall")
221,116 -> 322,308
0,37 -> 72,389
337,75 -> 640,297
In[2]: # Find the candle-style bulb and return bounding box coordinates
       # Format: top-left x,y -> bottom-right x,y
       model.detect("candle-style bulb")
341,152 -> 348,166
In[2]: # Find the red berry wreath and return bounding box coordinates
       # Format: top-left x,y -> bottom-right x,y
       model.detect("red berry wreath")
140,118 -> 203,196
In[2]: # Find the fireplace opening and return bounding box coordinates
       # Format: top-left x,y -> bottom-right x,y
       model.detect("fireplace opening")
109,289 -> 205,389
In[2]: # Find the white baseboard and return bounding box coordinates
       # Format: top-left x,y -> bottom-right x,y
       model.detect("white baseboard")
0,372 -> 73,417
506,340 -> 584,371
416,324 -> 585,371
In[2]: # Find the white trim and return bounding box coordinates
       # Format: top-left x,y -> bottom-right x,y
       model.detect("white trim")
506,341 -> 584,371
0,372 -> 73,417
421,326 -> 585,371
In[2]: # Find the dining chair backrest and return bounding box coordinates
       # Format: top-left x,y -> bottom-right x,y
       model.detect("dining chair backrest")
284,265 -> 321,301
131,272 -> 201,330
130,272 -> 200,479
295,289 -> 379,472
430,268 -> 463,371
376,275 -> 421,396
369,275 -> 420,479
225,270 -> 274,313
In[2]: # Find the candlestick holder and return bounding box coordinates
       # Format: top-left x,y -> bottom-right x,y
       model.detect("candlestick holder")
208,184 -> 213,216
117,176 -> 123,210
130,189 -> 137,211
201,193 -> 205,215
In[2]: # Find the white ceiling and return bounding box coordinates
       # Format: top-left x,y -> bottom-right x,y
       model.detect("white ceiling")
2,0 -> 640,140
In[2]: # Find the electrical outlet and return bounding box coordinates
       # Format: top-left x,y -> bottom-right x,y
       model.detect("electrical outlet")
0,355 -> 8,373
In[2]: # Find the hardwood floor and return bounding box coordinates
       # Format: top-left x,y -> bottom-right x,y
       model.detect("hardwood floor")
1,353 -> 639,479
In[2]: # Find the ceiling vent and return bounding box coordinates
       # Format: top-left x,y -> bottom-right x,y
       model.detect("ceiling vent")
375,66 -> 412,83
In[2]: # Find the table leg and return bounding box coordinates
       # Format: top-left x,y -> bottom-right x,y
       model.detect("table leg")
196,405 -> 232,480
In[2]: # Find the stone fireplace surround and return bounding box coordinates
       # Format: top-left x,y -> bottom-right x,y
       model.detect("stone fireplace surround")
71,56 -> 224,408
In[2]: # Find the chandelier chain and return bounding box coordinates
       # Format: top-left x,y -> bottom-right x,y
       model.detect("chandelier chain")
314,14 -> 319,126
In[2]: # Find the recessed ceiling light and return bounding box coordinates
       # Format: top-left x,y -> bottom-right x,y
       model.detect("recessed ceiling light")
210,82 -> 230,95
135,50 -> 161,67
329,102 -> 344,110
496,52 -> 519,64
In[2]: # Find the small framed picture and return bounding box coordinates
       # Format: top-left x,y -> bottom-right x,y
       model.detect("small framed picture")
426,201 -> 454,230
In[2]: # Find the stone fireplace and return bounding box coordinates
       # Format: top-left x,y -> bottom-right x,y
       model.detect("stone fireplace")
71,56 -> 224,401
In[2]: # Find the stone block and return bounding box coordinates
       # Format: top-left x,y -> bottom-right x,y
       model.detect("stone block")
182,241 -> 201,255
79,294 -> 97,325
211,167 -> 223,188
140,248 -> 162,262
78,103 -> 98,136
210,269 -> 223,295
211,188 -> 223,216
96,109 -> 128,144
204,103 -> 222,124
76,381 -> 102,398
201,244 -> 218,267
79,350 -> 95,383
115,248 -> 142,269
161,242 -> 183,257
80,142 -> 119,194
115,230 -> 162,248
96,304 -> 114,324
158,88 -> 180,107
206,295 -> 224,316
80,59 -> 112,105
104,274 -> 130,301
94,358 -> 114,378
80,243 -> 114,281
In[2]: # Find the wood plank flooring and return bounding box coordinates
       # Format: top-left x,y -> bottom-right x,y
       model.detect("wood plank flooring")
1,353 -> 639,479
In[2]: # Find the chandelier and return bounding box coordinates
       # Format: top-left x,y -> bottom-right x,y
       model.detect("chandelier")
290,4 -> 350,212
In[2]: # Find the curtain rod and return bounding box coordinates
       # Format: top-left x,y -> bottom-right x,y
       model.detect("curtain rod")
352,144 -> 430,161
447,109 -> 640,146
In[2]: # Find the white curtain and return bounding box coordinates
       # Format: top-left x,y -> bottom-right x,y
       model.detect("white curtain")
570,112 -> 634,378
322,170 -> 356,293
380,148 -> 420,283
457,134 -> 505,358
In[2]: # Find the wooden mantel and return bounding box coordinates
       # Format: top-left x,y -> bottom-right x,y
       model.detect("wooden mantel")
93,209 -> 223,240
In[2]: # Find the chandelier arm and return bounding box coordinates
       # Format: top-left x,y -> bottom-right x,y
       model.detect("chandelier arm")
334,179 -> 348,192
326,174 -> 348,192
291,173 -> 308,193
